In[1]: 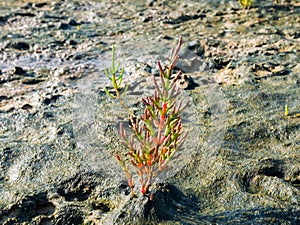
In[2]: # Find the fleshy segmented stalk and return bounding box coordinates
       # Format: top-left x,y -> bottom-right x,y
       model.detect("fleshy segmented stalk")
116,36 -> 189,197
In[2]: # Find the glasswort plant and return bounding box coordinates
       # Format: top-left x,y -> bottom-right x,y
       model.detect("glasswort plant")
113,37 -> 189,197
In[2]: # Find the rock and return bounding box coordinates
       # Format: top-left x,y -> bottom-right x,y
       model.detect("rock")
0,96 -> 10,102
250,175 -> 300,204
160,35 -> 173,40
0,192 -> 56,225
68,19 -> 78,26
57,22 -> 70,30
43,111 -> 54,118
33,2 -> 48,8
6,41 -> 30,50
176,74 -> 198,90
66,39 -> 78,46
0,16 -> 8,23
21,2 -> 33,9
42,95 -> 63,105
55,206 -> 84,225
22,78 -> 45,85
187,40 -> 205,57
21,104 -> 33,110
13,66 -> 26,75
111,183 -> 199,224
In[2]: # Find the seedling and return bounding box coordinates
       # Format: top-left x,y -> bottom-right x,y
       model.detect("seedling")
238,0 -> 253,9
285,104 -> 289,117
104,45 -> 128,102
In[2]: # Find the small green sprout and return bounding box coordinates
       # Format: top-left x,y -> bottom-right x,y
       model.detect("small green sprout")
285,104 -> 289,117
104,45 -> 128,101
238,0 -> 253,9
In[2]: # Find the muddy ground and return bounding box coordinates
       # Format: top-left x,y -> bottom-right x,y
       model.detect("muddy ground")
0,0 -> 299,224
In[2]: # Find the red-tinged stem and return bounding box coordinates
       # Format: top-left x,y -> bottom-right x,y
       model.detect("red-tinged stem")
116,36 -> 187,198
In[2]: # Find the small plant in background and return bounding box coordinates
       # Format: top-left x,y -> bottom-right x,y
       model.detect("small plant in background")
104,45 -> 128,102
238,0 -> 253,9
274,0 -> 284,4
104,37 -> 188,197
285,104 -> 289,117
284,104 -> 300,119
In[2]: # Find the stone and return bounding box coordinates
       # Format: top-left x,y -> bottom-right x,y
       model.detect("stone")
6,41 -> 30,50
13,67 -> 26,75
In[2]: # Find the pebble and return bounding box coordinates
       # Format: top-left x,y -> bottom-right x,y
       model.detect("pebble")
66,39 -> 78,46
6,41 -> 30,50
21,104 -> 33,110
187,40 -> 205,57
33,2 -> 48,8
13,67 -> 26,75
68,19 -> 78,26
22,78 -> 45,85
57,22 -> 70,30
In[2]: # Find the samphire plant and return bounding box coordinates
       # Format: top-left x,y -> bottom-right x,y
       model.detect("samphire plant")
104,37 -> 188,197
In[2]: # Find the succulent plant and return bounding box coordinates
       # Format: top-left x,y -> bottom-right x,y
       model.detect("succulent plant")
104,37 -> 188,197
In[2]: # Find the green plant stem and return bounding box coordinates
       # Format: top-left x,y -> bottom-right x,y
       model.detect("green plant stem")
116,36 -> 188,197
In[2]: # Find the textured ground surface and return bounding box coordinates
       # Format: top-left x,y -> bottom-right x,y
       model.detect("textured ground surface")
0,0 -> 299,224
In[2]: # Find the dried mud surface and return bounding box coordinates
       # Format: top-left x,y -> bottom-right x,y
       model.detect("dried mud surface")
0,0 -> 299,224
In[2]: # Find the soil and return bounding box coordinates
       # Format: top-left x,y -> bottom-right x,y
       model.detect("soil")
0,0 -> 299,224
